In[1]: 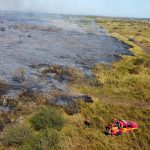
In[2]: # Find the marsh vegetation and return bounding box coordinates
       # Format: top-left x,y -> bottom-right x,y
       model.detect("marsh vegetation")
0,14 -> 150,150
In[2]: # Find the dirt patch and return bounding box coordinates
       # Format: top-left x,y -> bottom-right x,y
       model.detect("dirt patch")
48,91 -> 93,115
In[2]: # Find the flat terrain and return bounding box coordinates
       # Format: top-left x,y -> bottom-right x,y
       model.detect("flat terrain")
97,18 -> 150,55
0,12 -> 133,101
0,13 -> 150,150
0,12 -> 130,83
68,17 -> 150,149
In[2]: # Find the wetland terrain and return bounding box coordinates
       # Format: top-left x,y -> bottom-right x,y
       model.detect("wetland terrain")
0,12 -> 150,150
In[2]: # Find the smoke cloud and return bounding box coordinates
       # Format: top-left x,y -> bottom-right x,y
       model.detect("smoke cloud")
0,0 -> 150,18
0,0 -> 83,14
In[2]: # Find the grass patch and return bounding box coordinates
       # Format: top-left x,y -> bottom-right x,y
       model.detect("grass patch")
96,18 -> 150,55
60,100 -> 150,150
22,129 -> 60,150
71,55 -> 150,104
1,125 -> 32,147
62,17 -> 150,149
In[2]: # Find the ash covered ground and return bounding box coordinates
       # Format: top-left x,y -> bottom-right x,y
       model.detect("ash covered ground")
0,12 -> 132,97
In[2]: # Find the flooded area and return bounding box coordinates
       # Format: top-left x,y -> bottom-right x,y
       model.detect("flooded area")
0,11 -> 132,96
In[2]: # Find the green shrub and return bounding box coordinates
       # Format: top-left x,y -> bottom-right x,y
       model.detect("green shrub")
1,125 -> 32,146
22,129 -> 60,150
128,66 -> 141,74
30,107 -> 65,130
133,58 -> 145,65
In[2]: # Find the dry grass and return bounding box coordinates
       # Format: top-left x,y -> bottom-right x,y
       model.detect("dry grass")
60,100 -> 150,150
96,18 -> 150,55
42,64 -> 85,83
1,18 -> 150,150
0,81 -> 10,96
63,18 -> 150,150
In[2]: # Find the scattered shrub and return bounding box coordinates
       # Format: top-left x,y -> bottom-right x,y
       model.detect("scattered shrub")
1,125 -> 32,146
128,66 -> 141,74
133,58 -> 145,65
22,129 -> 60,150
113,27 -> 119,30
30,107 -> 65,130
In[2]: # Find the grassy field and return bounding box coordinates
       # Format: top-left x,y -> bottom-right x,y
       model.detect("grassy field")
0,18 -> 150,150
66,18 -> 150,149
96,18 -> 150,55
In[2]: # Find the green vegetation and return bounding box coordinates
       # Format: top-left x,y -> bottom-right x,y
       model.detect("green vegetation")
64,18 -> 150,149
22,129 -> 60,150
72,55 -> 150,104
66,54 -> 150,149
0,106 -> 64,150
60,101 -> 150,150
30,107 -> 65,130
0,18 -> 150,150
1,125 -> 32,146
0,123 -> 61,150
63,18 -> 150,149
96,18 -> 150,54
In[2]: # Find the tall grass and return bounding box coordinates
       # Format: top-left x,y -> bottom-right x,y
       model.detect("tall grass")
1,18 -> 150,150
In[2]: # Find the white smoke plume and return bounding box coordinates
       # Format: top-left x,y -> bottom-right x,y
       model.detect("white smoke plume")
0,0 -> 150,18
0,0 -> 83,14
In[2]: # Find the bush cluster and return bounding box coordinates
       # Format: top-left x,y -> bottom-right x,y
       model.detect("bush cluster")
30,107 -> 65,130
